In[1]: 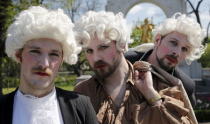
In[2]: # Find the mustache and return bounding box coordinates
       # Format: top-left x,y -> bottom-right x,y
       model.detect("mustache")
166,54 -> 178,62
167,54 -> 178,59
31,66 -> 52,75
94,60 -> 108,68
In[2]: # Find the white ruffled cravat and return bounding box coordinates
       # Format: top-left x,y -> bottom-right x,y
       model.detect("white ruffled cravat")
12,88 -> 64,124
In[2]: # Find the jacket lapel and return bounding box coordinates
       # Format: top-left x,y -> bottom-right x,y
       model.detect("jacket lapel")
56,88 -> 76,124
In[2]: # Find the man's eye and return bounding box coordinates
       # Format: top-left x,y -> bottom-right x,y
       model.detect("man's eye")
30,50 -> 40,54
182,47 -> 189,52
170,41 -> 177,46
99,46 -> 109,50
50,53 -> 60,57
85,49 -> 93,54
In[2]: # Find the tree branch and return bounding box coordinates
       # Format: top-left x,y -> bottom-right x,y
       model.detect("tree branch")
187,11 -> 194,14
40,0 -> 44,4
196,0 -> 204,10
186,0 -> 196,11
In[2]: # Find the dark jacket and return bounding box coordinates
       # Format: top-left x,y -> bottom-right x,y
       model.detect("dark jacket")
124,50 -> 196,107
0,87 -> 98,124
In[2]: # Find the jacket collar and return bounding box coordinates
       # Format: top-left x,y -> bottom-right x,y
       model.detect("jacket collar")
3,88 -> 76,124
56,88 -> 76,124
1,89 -> 17,124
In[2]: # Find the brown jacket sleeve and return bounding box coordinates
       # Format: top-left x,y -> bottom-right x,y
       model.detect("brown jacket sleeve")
132,86 -> 194,124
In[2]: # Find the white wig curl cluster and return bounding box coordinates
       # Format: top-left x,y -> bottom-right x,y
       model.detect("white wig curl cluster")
153,13 -> 206,64
5,6 -> 81,65
74,11 -> 131,52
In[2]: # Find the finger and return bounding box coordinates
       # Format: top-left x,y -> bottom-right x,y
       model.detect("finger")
144,71 -> 152,79
134,70 -> 139,80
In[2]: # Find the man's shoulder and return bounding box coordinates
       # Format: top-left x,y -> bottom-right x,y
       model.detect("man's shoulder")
0,90 -> 16,115
74,76 -> 98,96
56,87 -> 90,103
75,77 -> 96,90
174,67 -> 195,90
124,50 -> 144,58
174,67 -> 194,82
124,50 -> 145,64
55,87 -> 96,120
0,90 -> 16,103
56,87 -> 85,97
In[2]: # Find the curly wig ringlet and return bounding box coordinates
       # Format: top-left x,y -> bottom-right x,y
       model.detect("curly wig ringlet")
74,11 -> 131,52
5,6 -> 81,65
153,13 -> 206,64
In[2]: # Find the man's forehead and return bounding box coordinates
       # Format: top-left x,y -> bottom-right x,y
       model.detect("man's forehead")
86,40 -> 113,48
24,38 -> 63,51
165,31 -> 187,39
166,32 -> 190,42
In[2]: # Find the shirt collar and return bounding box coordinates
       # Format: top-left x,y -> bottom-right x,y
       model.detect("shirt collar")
126,61 -> 135,85
17,87 -> 56,101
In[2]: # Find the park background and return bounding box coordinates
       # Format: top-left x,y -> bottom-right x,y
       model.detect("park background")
0,0 -> 210,123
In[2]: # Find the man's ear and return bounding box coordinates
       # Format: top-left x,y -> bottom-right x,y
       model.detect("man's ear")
58,59 -> 64,71
15,50 -> 22,63
154,34 -> 162,46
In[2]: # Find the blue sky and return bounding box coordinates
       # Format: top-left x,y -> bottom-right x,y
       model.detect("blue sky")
125,0 -> 210,36
45,0 -> 210,36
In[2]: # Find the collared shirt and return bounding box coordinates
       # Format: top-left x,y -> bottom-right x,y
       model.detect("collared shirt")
75,62 -> 195,124
13,88 -> 63,124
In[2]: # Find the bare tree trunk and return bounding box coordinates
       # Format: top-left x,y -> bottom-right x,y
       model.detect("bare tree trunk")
40,0 -> 44,4
207,22 -> 210,38
207,9 -> 210,38
186,0 -> 203,27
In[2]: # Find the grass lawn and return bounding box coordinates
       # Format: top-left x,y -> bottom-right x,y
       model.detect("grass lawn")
3,85 -> 74,95
3,87 -> 16,95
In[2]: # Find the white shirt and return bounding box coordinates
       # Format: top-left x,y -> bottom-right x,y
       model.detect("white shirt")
12,88 -> 64,124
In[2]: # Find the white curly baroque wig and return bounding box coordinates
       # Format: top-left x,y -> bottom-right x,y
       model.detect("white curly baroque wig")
5,6 -> 81,64
74,11 -> 131,52
153,13 -> 206,64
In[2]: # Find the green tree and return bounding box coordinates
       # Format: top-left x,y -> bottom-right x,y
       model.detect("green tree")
0,0 -> 16,57
0,0 -> 45,93
199,39 -> 210,67
129,26 -> 142,48
0,0 -> 17,95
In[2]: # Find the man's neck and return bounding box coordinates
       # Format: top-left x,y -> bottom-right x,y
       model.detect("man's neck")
147,50 -> 159,66
19,87 -> 54,98
103,57 -> 129,107
19,81 -> 54,98
104,57 -> 129,88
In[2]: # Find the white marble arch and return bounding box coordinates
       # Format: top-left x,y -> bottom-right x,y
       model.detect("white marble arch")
105,0 -> 186,17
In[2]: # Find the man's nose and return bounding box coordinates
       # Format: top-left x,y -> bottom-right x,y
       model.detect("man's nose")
172,47 -> 181,57
93,52 -> 101,62
38,54 -> 50,68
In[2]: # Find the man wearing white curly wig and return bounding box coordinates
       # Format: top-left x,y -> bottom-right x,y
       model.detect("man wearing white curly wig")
125,13 -> 206,107
0,6 -> 98,124
74,11 -> 197,124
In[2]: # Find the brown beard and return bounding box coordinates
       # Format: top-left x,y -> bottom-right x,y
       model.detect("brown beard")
92,58 -> 121,80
